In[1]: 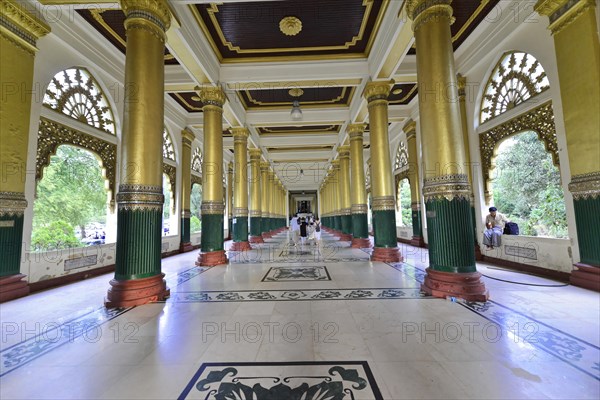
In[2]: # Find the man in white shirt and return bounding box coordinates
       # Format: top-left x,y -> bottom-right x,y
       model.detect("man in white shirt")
290,215 -> 300,246
483,206 -> 509,249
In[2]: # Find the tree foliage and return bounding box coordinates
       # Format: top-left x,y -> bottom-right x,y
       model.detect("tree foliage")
33,145 -> 107,247
31,220 -> 82,250
396,178 -> 412,227
492,131 -> 567,238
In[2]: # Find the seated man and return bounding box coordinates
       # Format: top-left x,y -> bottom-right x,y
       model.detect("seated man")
483,206 -> 509,249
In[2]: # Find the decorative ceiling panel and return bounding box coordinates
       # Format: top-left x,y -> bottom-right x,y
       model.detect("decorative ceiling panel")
191,0 -> 387,62
257,125 -> 341,136
388,83 -> 418,105
238,87 -> 354,110
408,0 -> 500,55
168,92 -> 204,113
76,9 -> 179,65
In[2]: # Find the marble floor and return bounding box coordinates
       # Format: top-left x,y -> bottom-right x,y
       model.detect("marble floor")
1,231 -> 599,399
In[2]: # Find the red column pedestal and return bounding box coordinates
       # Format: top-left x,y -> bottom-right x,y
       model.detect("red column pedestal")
371,247 -> 403,263
230,241 -> 252,251
249,235 -> 264,244
410,236 -> 426,248
421,268 -> 489,302
105,273 -> 169,308
179,242 -> 195,253
197,250 -> 229,267
0,274 -> 30,303
570,263 -> 600,292
351,238 -> 372,248
339,233 -> 353,241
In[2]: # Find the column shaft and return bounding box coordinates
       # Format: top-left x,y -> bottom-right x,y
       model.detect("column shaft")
179,129 -> 195,252
196,86 -> 228,266
408,0 -> 486,301
260,163 -> 270,237
107,0 -> 172,307
403,120 -> 425,248
348,124 -> 371,248
536,0 -> 600,291
226,161 -> 233,239
364,81 -> 402,263
0,1 -> 49,302
230,128 -> 251,250
338,146 -> 353,240
249,149 -> 264,243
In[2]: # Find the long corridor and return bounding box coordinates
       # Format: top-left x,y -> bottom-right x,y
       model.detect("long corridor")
1,232 -> 599,399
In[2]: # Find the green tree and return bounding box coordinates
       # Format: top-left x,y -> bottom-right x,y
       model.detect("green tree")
191,183 -> 202,220
400,179 -> 412,227
31,220 -> 82,250
492,131 -> 567,238
33,145 -> 107,244
190,215 -> 201,233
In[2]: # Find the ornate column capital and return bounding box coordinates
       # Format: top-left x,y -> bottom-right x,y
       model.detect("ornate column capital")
403,119 -> 417,139
195,85 -> 227,108
260,161 -> 270,172
231,127 -> 249,141
249,148 -> 262,160
120,0 -> 171,31
535,0 -> 596,35
331,159 -> 340,170
117,184 -> 164,211
182,128 -> 195,147
406,0 -> 454,32
364,80 -> 394,102
1,0 -> 50,54
338,145 -> 351,159
347,123 -> 367,139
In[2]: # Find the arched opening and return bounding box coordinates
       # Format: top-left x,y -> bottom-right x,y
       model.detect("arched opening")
395,178 -> 412,227
191,183 -> 203,233
32,145 -> 108,250
491,131 -> 567,238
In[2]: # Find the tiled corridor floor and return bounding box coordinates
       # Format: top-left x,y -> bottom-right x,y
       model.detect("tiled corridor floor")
1,231 -> 599,399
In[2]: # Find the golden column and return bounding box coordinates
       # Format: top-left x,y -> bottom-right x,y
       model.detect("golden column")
0,0 -> 49,302
179,128 -> 196,252
348,124 -> 371,248
407,0 -> 487,301
196,86 -> 228,267
249,149 -> 264,243
338,146 -> 353,241
457,75 -> 482,259
364,81 -> 402,263
265,169 -> 275,237
403,120 -> 425,248
230,128 -> 251,251
226,161 -> 233,240
330,160 -> 342,234
107,0 -> 171,308
536,0 -> 600,291
260,162 -> 270,237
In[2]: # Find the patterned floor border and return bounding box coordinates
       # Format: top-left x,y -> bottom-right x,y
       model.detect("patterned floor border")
178,361 -> 384,400
460,300 -> 600,381
166,287 -> 427,303
0,266 -> 211,377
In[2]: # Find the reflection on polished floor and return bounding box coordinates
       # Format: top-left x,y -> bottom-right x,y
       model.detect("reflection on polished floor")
1,231 -> 599,399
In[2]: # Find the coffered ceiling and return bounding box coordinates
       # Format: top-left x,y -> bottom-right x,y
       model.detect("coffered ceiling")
59,0 -> 502,191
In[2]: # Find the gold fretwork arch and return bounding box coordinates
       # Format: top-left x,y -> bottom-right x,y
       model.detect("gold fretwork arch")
162,163 -> 176,213
191,173 -> 202,188
479,101 -> 559,204
36,117 -> 117,207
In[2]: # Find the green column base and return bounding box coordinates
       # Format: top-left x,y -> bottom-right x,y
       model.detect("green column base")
233,216 -> 249,242
0,214 -> 24,277
574,196 -> 600,266
181,217 -> 190,245
115,209 -> 162,281
425,198 -> 476,273
250,216 -> 262,237
352,213 -> 368,239
412,209 -> 423,239
373,209 -> 397,248
202,213 -> 225,252
341,214 -> 353,235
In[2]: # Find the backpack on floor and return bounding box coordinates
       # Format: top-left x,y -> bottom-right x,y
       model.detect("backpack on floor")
503,222 -> 519,235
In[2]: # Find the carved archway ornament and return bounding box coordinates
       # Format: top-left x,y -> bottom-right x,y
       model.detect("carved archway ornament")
479,102 -> 559,204
36,117 -> 117,208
